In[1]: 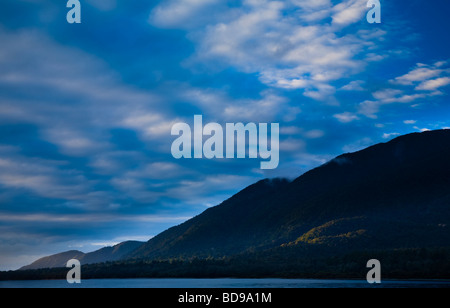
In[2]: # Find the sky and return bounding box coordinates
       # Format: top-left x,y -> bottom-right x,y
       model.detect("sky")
0,0 -> 450,270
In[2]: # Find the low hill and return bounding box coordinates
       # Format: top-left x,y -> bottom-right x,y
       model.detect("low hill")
20,241 -> 143,270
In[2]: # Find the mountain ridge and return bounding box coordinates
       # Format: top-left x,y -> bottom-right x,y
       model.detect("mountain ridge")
19,130 -> 450,275
20,241 -> 144,270
126,129 -> 450,260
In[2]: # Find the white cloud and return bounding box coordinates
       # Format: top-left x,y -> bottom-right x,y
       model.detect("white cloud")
149,0 -> 220,29
279,138 -> 305,152
434,61 -> 447,68
372,89 -> 403,102
0,148 -> 92,202
165,174 -> 256,205
354,62 -> 449,119
358,100 -> 381,119
303,129 -> 325,139
0,212 -> 191,225
415,127 -> 431,132
280,126 -> 301,135
0,27 -> 172,158
332,0 -> 367,27
0,28 -> 269,212
340,80 -> 365,91
174,86 -> 292,123
121,113 -> 178,139
127,162 -> 190,180
357,92 -> 436,119
150,0 -> 386,101
372,88 -> 434,105
382,132 -> 400,139
391,61 -> 449,87
291,0 -> 332,11
392,67 -> 443,85
223,92 -> 287,122
416,77 -> 450,91
334,112 -> 360,123
43,128 -> 108,157
365,53 -> 387,62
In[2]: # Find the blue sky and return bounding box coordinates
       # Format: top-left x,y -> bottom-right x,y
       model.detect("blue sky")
0,0 -> 450,270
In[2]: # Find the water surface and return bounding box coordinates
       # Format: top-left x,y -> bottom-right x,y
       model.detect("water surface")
1,278 -> 449,288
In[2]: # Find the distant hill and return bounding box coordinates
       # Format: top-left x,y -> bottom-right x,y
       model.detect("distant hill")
19,250 -> 85,271
20,241 -> 144,270
128,130 -> 450,260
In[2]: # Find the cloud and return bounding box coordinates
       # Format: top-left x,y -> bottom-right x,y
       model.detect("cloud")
149,0 -> 386,101
331,0 -> 367,27
280,126 -> 301,135
0,28 -> 171,157
340,80 -> 365,91
0,28 -> 177,210
371,88 -> 437,105
382,132 -> 400,139
391,61 -> 450,89
303,129 -> 325,139
42,128 -> 108,157
166,174 -> 257,206
223,92 -> 288,122
372,89 -> 403,102
129,162 -> 190,180
149,0 -> 221,29
0,212 -> 191,224
0,27 -> 263,216
0,24 -> 306,228
279,138 -> 305,152
349,61 -> 450,119
357,100 -> 381,119
121,113 -> 179,140
357,91 -> 439,119
334,112 -> 360,123
416,77 -> 450,91
291,0 -> 333,22
0,147 -> 94,203
392,67 -> 443,85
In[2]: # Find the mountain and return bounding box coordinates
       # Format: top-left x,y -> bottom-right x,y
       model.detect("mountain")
16,130 -> 450,279
80,241 -> 144,265
20,241 -> 144,270
128,130 -> 450,260
19,250 -> 85,271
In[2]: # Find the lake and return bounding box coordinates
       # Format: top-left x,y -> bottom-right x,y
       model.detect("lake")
1,278 -> 449,288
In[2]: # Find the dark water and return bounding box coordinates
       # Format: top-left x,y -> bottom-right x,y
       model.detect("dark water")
1,278 -> 449,288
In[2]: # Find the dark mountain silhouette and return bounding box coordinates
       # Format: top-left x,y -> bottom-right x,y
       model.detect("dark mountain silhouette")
128,129 -> 450,260
15,130 -> 450,279
19,250 -> 85,271
20,241 -> 143,270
